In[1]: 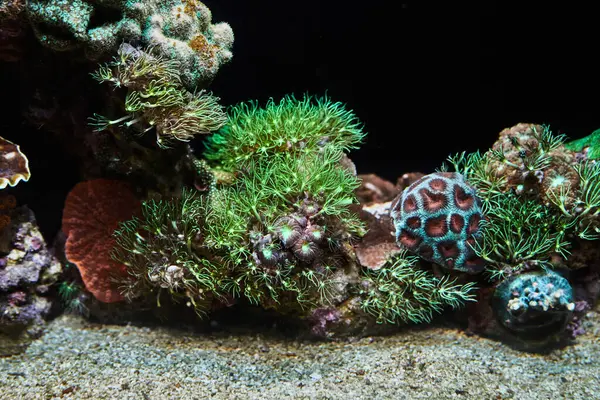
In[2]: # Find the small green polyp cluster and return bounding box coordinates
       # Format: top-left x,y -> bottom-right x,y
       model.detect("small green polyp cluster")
443,123 -> 600,340
201,149 -> 364,312
359,250 -> 477,324
204,94 -> 366,171
112,189 -> 225,313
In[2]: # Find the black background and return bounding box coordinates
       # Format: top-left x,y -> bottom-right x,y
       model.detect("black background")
205,0 -> 598,180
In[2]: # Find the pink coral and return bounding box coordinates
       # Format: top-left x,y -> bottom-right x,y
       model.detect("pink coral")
62,179 -> 140,303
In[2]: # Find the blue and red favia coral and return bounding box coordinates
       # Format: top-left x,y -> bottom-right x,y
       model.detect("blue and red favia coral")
390,172 -> 485,273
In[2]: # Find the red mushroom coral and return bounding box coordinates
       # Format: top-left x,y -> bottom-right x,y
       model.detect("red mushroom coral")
62,179 -> 140,303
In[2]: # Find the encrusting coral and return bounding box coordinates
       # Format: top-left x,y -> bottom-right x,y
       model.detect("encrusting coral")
493,270 -> 575,340
25,0 -> 234,90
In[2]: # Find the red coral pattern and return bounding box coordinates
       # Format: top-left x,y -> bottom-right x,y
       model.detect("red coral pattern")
62,179 -> 140,302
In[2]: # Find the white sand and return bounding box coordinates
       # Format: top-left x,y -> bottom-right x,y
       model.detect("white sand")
1,310 -> 599,400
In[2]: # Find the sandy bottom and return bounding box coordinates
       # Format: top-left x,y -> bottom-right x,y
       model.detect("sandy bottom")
1,310 -> 599,400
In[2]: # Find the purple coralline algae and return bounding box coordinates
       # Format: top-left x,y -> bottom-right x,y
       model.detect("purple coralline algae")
0,206 -> 62,354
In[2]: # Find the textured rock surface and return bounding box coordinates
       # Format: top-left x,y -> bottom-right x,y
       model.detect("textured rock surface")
0,311 -> 598,399
0,207 -> 62,355
353,203 -> 401,270
26,0 -> 234,90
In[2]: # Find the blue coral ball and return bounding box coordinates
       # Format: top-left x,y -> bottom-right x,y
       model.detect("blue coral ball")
493,270 -> 575,339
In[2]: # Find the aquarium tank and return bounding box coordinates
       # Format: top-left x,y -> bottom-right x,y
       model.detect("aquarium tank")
0,1 -> 598,398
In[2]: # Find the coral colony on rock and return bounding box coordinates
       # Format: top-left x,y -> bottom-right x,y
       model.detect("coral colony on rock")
0,0 -> 599,355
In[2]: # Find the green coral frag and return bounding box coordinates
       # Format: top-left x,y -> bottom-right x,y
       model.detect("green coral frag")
89,44 -> 227,148
206,149 -> 365,311
204,94 -> 366,171
359,250 -> 477,324
443,124 -> 600,281
57,280 -> 89,317
472,192 -> 573,281
112,95 -> 368,316
112,188 -> 230,314
199,95 -> 368,312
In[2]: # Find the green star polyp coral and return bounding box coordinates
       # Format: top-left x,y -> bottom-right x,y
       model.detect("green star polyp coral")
204,94 -> 366,171
204,150 -> 365,311
112,188 -> 229,314
112,95 -> 367,316
360,250 -> 477,324
444,124 -> 600,281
